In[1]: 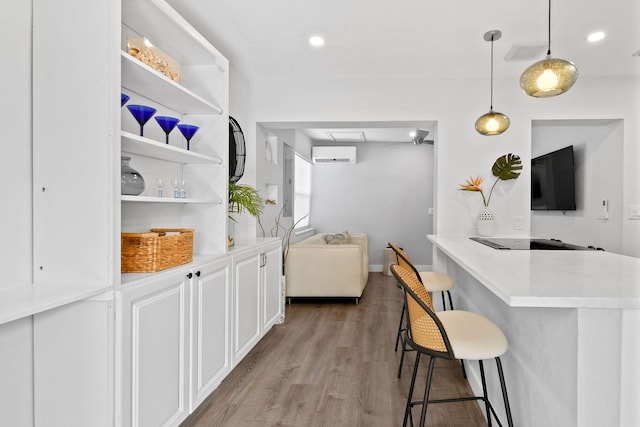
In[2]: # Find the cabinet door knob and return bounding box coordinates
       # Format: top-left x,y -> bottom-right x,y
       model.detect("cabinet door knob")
187,272 -> 193,279
195,271 -> 201,277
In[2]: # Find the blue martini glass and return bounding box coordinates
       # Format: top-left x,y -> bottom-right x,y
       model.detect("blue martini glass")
121,93 -> 130,107
177,124 -> 199,150
126,105 -> 157,137
154,116 -> 180,144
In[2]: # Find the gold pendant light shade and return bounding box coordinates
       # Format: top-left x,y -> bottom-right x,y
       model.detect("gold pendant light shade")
475,30 -> 509,136
475,110 -> 510,135
519,55 -> 578,97
520,0 -> 578,97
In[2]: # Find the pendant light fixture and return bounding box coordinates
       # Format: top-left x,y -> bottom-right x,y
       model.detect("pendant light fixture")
519,0 -> 578,97
475,30 -> 510,136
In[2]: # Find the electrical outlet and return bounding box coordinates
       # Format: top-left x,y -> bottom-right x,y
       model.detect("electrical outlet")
513,216 -> 523,230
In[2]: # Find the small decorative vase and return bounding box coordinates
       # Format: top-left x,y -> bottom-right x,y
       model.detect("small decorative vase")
121,156 -> 145,195
227,218 -> 235,247
477,206 -> 496,237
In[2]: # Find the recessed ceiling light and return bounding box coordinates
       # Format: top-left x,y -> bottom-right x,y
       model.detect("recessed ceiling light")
587,31 -> 605,43
309,36 -> 325,47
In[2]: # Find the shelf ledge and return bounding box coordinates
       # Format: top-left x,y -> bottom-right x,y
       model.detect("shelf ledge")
121,131 -> 222,164
121,52 -> 223,115
121,195 -> 223,204
0,283 -> 113,326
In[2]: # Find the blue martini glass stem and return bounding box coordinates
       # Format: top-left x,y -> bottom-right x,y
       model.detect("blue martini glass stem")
155,116 -> 180,144
177,124 -> 199,150
127,105 -> 157,137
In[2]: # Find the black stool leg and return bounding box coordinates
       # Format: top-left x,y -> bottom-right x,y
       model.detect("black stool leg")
446,290 -> 454,310
404,352 -> 421,427
440,291 -> 446,311
395,301 -> 406,351
496,357 -> 514,427
418,356 -> 437,427
397,333 -> 408,378
479,360 -> 492,426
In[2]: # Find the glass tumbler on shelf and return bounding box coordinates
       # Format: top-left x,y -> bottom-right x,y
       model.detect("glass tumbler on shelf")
171,177 -> 181,199
180,179 -> 188,199
155,176 -> 165,198
121,156 -> 145,196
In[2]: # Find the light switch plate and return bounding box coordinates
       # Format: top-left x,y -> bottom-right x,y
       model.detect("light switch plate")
513,216 -> 523,230
629,205 -> 640,220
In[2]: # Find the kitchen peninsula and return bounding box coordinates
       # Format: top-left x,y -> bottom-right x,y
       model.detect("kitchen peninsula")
428,234 -> 640,427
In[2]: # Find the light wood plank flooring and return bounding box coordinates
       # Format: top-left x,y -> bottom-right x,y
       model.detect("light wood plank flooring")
182,273 -> 487,426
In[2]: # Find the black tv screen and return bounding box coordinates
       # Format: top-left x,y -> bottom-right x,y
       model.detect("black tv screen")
531,145 -> 576,211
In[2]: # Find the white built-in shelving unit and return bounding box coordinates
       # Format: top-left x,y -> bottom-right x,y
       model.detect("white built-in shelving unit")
120,0 -> 230,279
23,1 -> 281,426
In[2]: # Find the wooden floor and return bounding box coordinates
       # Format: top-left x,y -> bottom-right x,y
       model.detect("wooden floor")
182,273 -> 487,427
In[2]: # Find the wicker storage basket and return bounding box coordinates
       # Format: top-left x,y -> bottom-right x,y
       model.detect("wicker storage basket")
121,228 -> 194,273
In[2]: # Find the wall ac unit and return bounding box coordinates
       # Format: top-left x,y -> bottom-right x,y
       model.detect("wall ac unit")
312,146 -> 357,164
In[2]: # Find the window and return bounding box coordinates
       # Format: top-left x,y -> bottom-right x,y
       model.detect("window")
294,154 -> 311,228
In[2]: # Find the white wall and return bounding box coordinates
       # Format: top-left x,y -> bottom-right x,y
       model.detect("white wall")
249,75 -> 640,257
310,142 -> 434,268
257,128 -> 294,240
531,120 -> 623,253
229,66 -> 257,241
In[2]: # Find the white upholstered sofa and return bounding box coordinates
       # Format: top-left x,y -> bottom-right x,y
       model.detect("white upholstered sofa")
284,232 -> 369,303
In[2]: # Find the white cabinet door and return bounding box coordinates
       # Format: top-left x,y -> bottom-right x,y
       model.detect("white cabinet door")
34,298 -> 114,427
262,242 -> 283,332
231,247 -> 262,365
119,272 -> 189,427
189,258 -> 231,411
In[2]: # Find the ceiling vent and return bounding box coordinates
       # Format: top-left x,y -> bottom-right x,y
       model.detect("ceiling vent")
328,131 -> 366,142
312,146 -> 357,164
504,43 -> 547,61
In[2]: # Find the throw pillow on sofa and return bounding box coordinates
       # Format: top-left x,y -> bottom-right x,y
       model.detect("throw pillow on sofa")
324,231 -> 352,245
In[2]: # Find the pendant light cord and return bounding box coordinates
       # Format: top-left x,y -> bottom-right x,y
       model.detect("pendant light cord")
547,0 -> 552,55
490,34 -> 494,110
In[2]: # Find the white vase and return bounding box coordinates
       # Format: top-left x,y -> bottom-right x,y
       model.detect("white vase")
477,207 -> 496,237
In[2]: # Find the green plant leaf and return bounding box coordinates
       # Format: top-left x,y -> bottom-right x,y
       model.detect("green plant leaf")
492,153 -> 522,181
229,182 -> 263,217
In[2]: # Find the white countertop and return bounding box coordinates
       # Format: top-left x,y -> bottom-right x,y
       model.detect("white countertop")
428,234 -> 640,309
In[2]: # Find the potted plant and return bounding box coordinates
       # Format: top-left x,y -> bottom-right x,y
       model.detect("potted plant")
459,153 -> 522,236
228,181 -> 263,246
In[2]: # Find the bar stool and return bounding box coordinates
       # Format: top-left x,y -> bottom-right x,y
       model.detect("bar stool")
388,243 -> 456,378
388,243 -> 455,311
391,264 -> 514,427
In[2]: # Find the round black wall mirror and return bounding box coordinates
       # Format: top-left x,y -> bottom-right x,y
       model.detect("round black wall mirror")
229,116 -> 246,182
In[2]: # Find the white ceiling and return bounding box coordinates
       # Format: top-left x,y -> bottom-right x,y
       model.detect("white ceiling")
166,0 -> 640,142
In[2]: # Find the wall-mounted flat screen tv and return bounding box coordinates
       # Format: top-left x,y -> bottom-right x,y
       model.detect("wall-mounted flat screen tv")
531,145 -> 576,211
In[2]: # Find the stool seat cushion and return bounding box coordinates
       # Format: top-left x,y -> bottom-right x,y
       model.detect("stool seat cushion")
419,271 -> 454,291
437,310 -> 508,360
